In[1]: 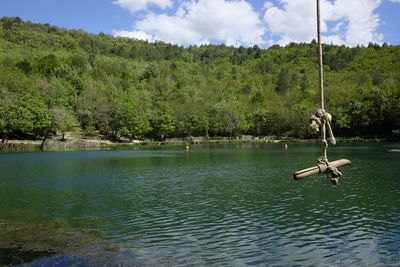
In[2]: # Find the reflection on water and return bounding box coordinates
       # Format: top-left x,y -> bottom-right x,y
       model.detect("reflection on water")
0,143 -> 399,266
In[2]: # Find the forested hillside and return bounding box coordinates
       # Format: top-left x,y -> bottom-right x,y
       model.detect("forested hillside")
0,16 -> 399,142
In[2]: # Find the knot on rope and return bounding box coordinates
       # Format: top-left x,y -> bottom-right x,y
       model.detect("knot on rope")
309,109 -> 336,145
327,166 -> 342,185
317,158 -> 342,185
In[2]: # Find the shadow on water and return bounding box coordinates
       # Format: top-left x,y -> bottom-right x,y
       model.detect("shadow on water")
0,219 -> 201,267
0,247 -> 54,266
0,250 -> 94,267
0,219 -> 109,267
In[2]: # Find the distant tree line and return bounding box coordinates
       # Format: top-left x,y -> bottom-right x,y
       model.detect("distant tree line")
0,16 -> 399,142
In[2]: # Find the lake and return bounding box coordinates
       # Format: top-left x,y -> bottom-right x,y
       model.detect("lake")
0,142 -> 399,266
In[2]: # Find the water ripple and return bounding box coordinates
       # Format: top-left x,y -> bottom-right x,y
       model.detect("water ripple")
1,144 -> 400,266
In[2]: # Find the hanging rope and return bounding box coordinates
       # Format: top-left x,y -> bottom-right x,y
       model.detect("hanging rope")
293,0 -> 351,185
314,0 -> 340,184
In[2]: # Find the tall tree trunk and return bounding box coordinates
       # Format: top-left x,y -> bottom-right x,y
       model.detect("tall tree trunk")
40,130 -> 50,151
1,133 -> 7,143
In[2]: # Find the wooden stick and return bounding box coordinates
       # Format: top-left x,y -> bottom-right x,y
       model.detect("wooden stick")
293,159 -> 351,180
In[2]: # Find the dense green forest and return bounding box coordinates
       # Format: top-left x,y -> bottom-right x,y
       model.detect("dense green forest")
0,16 -> 399,142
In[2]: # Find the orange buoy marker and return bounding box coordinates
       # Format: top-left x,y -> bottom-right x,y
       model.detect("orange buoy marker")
185,145 -> 190,151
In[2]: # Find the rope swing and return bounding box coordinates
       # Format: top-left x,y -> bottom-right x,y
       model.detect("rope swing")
293,0 -> 351,185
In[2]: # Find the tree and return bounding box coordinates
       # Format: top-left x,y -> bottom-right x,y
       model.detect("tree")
276,68 -> 290,94
26,96 -> 52,138
257,59 -> 274,75
68,53 -> 88,74
0,91 -> 51,142
50,107 -> 79,140
111,92 -> 151,140
16,60 -> 33,75
140,64 -> 158,81
151,112 -> 176,140
300,73 -> 310,91
93,98 -> 114,136
35,54 -> 60,78
248,109 -> 285,136
215,100 -> 240,139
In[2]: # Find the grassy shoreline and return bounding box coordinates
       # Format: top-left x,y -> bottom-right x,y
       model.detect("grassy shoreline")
0,136 -> 396,152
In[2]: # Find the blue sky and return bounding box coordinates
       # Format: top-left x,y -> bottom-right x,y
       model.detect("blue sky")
1,0 -> 399,47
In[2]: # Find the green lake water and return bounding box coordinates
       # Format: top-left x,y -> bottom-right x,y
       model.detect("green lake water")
0,143 -> 399,266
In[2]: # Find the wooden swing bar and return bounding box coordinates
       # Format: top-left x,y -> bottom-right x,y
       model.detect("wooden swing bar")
294,159 -> 351,180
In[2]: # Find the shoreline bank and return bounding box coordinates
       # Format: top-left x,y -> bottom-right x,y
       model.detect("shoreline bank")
0,136 -> 395,152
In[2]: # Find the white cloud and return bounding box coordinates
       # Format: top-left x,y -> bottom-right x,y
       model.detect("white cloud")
263,2 -> 274,9
113,0 -> 173,13
113,29 -> 157,42
114,0 -> 265,47
264,1 -> 317,45
133,12 -> 207,45
113,0 -> 390,47
263,0 -> 383,46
